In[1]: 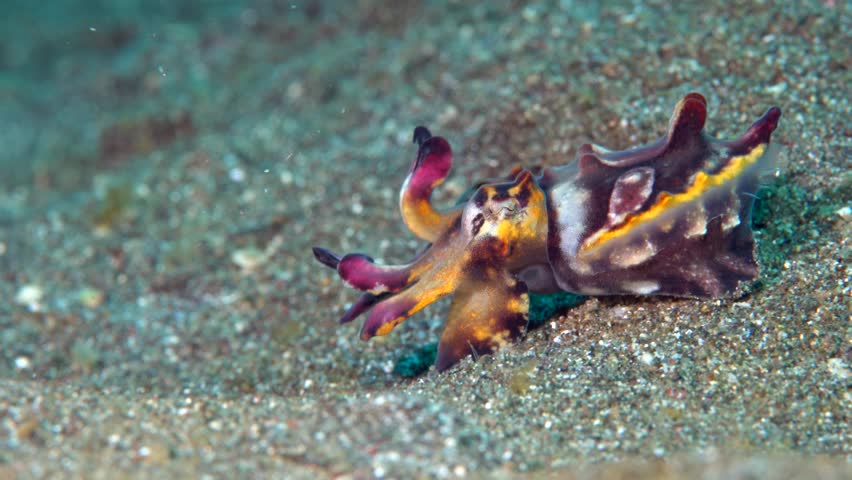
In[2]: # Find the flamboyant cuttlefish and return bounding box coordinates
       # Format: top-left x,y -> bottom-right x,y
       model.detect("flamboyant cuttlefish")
314,93 -> 782,372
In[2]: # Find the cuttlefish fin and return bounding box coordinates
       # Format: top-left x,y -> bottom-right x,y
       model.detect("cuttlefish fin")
436,267 -> 530,372
663,92 -> 708,152
399,126 -> 462,242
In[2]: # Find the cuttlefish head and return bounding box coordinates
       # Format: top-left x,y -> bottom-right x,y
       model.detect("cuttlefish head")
313,127 -> 548,371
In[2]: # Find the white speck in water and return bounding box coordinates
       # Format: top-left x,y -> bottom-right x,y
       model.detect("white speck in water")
158,65 -> 166,77
15,356 -> 31,369
89,27 -> 97,32
229,167 -> 246,182
287,82 -> 304,100
234,320 -> 248,334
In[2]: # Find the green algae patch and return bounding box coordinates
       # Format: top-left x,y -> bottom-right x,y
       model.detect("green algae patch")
528,291 -> 585,329
393,292 -> 584,377
394,342 -> 438,377
752,174 -> 852,285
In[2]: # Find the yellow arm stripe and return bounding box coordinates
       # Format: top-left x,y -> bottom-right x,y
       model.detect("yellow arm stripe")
581,143 -> 767,253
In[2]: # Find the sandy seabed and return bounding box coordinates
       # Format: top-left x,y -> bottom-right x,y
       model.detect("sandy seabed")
0,1 -> 849,478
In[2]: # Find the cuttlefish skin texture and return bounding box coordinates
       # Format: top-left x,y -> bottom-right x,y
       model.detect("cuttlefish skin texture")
313,93 -> 782,372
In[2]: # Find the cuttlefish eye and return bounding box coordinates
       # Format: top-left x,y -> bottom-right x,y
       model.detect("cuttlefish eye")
467,211 -> 486,237
462,192 -> 521,238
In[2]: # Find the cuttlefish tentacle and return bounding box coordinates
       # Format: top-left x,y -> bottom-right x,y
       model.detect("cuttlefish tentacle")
313,219 -> 468,336
339,292 -> 386,324
312,247 -> 421,295
357,223 -> 469,339
313,143 -> 550,371
399,126 -> 462,242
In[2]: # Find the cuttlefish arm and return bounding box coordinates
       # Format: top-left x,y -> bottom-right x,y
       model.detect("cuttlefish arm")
313,154 -> 549,370
436,243 -> 531,371
399,127 -> 462,242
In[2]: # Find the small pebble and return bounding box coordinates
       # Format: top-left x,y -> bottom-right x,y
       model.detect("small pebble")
231,248 -> 266,270
15,284 -> 43,309
826,358 -> 850,381
14,356 -> 31,369
287,81 -> 304,100
78,287 -> 105,308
